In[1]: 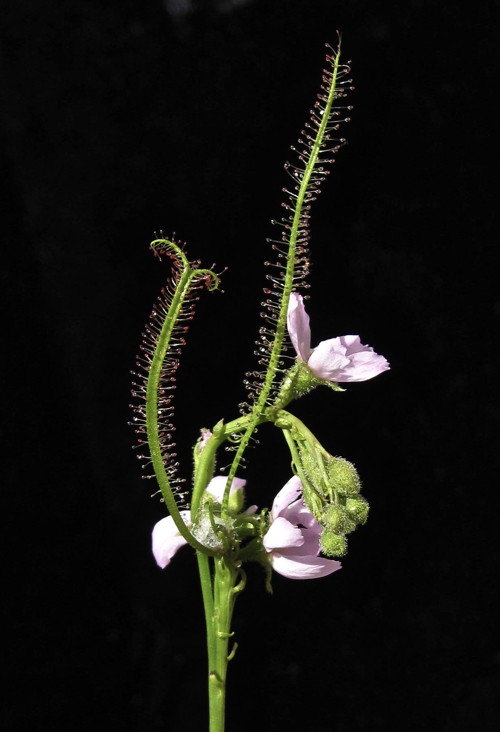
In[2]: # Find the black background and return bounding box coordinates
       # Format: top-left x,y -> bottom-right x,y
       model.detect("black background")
2,1 -> 499,730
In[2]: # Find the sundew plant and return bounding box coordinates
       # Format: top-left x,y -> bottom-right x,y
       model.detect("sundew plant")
130,40 -> 389,732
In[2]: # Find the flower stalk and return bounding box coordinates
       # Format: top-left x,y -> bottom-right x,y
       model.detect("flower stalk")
196,553 -> 245,732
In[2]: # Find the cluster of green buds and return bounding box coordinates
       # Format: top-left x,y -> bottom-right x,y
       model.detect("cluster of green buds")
271,409 -> 369,557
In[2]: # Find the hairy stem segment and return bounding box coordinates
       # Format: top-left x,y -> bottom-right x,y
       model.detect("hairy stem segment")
221,44 -> 346,515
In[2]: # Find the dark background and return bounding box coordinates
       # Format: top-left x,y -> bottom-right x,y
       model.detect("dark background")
2,1 -> 499,730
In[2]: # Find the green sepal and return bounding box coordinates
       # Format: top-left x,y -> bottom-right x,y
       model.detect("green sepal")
272,360 -> 345,411
322,380 -> 346,393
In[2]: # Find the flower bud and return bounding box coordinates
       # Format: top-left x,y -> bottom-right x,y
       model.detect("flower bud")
227,484 -> 245,514
201,475 -> 247,516
320,531 -> 347,558
327,457 -> 361,497
345,496 -> 369,525
321,504 -> 356,534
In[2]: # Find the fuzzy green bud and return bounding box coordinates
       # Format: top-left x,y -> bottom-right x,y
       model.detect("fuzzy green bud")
327,457 -> 361,497
345,496 -> 369,525
321,504 -> 357,534
320,531 -> 347,558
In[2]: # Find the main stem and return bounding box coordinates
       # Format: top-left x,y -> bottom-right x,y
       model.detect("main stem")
197,552 -> 240,732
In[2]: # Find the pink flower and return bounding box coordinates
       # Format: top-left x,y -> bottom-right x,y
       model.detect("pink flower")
152,508 -> 192,569
287,292 -> 390,382
152,476 -> 247,568
263,476 -> 341,579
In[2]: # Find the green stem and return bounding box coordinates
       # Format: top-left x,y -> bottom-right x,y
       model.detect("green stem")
197,553 -> 241,732
197,551 -> 215,669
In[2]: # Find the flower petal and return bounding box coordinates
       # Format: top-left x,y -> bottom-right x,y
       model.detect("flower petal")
287,526 -> 322,557
263,516 -> 305,551
281,496 -> 318,530
335,340 -> 390,382
271,475 -> 303,518
339,334 -> 367,354
307,337 -> 350,380
287,292 -> 312,362
270,553 -> 342,579
205,475 -> 247,502
308,335 -> 389,382
152,511 -> 191,568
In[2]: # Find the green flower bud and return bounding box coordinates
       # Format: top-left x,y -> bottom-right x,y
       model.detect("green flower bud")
320,531 -> 347,558
345,496 -> 369,525
321,504 -> 357,534
227,485 -> 244,514
327,457 -> 361,497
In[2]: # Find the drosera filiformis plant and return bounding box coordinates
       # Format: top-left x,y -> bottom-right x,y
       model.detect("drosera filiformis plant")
130,38 -> 389,732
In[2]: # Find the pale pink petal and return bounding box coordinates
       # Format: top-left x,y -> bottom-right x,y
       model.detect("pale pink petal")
287,292 -> 312,362
335,349 -> 390,382
308,335 -> 389,382
152,510 -> 191,568
283,501 -> 320,532
277,498 -> 322,556
263,516 -> 305,551
270,553 -> 342,579
271,475 -> 302,518
307,337 -> 350,380
205,475 -> 247,502
289,527 -> 322,557
339,334 -> 366,354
